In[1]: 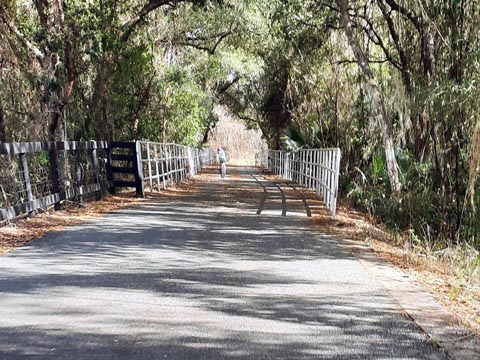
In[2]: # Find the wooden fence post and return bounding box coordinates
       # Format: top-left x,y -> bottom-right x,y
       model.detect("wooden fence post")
134,141 -> 145,197
49,146 -> 61,211
89,141 -> 101,200
105,145 -> 115,194
74,149 -> 84,206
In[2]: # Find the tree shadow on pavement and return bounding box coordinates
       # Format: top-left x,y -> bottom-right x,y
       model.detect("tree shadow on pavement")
0,167 -> 443,359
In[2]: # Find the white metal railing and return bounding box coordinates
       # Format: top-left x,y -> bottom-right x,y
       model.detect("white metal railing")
255,150 -> 269,168
258,148 -> 341,217
188,147 -> 215,177
138,141 -> 214,191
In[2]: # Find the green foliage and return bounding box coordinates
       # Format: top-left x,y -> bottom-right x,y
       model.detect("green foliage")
371,151 -> 384,179
2,0 -> 480,254
162,65 -> 212,145
281,126 -> 305,151
38,152 -> 49,166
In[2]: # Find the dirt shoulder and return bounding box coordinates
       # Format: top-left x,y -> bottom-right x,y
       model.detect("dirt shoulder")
0,192 -> 146,256
311,203 -> 480,337
0,178 -> 199,256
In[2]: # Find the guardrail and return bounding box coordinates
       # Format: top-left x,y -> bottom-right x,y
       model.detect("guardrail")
0,141 -> 108,221
257,148 -> 341,217
0,140 -> 214,221
138,141 -> 214,192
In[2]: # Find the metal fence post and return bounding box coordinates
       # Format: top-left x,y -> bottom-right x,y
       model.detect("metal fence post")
187,147 -> 195,176
18,153 -> 35,216
332,148 -> 341,217
153,144 -> 161,190
146,143 -> 153,191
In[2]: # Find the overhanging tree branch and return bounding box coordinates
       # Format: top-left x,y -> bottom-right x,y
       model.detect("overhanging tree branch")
383,0 -> 421,31
121,0 -> 207,42
216,75 -> 240,95
336,58 -> 394,65
0,5 -> 44,61
121,0 -> 175,42
377,0 -> 412,91
355,12 -> 401,70
159,29 -> 233,55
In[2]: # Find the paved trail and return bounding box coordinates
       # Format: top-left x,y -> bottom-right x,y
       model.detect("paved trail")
0,166 -> 445,359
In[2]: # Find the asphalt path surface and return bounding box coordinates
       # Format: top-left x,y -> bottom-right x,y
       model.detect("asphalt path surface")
0,166 -> 446,359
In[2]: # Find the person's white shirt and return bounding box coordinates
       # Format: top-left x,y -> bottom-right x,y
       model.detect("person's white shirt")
216,148 -> 226,163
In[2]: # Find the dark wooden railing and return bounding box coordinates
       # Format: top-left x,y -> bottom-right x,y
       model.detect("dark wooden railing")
0,141 -> 108,221
108,142 -> 144,197
0,140 -> 213,221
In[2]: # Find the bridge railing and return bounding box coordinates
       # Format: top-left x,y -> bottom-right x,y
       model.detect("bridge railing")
0,141 -> 109,221
0,140 -> 214,221
257,148 -> 341,217
188,147 -> 215,177
255,150 -> 269,168
138,141 -> 214,192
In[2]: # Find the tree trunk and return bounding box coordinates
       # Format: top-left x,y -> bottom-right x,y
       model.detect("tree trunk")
202,121 -> 213,144
132,76 -> 154,139
163,117 -> 167,143
377,0 -> 412,93
0,103 -> 6,142
90,55 -> 113,140
338,0 -> 402,195
30,0 -> 74,141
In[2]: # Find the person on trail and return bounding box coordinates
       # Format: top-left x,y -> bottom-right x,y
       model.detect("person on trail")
216,147 -> 227,178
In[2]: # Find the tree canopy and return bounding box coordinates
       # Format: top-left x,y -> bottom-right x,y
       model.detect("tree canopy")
1,0 -> 480,250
